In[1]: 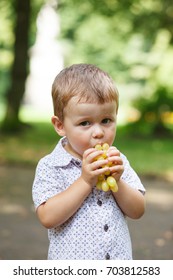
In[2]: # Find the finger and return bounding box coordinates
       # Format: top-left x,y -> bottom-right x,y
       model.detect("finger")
107,156 -> 123,166
93,166 -> 110,176
109,164 -> 124,174
84,150 -> 106,162
83,148 -> 96,158
91,159 -> 109,170
107,148 -> 120,157
108,146 -> 118,151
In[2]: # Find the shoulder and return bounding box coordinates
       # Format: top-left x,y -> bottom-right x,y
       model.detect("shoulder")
120,152 -> 130,166
35,138 -> 64,170
120,152 -> 146,193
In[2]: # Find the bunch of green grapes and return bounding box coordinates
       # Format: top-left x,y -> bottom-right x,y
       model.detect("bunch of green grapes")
94,143 -> 118,192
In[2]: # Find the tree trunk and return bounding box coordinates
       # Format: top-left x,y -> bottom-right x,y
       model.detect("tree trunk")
1,0 -> 31,133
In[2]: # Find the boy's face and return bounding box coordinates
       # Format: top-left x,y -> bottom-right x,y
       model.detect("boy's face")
53,96 -> 117,160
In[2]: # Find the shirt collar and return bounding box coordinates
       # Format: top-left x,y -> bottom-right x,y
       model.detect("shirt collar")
51,137 -> 82,167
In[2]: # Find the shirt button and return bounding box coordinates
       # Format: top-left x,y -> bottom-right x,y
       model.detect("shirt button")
97,199 -> 102,206
105,253 -> 110,260
104,224 -> 109,232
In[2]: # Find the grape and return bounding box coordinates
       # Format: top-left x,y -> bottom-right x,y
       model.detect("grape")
101,180 -> 110,192
96,181 -> 102,190
98,174 -> 105,181
102,143 -> 109,151
94,143 -> 118,192
95,155 -> 105,161
95,144 -> 102,150
106,176 -> 118,192
109,182 -> 118,193
106,176 -> 116,187
103,167 -> 111,176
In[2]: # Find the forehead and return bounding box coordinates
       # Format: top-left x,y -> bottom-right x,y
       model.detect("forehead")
68,95 -> 117,107
64,96 -> 117,116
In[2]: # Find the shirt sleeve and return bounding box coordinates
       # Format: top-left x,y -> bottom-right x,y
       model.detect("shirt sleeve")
32,157 -> 64,210
121,153 -> 146,194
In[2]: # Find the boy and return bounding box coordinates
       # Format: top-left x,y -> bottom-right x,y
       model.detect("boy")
32,63 -> 145,259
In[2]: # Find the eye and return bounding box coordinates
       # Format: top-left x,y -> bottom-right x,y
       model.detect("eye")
101,118 -> 111,124
80,121 -> 90,126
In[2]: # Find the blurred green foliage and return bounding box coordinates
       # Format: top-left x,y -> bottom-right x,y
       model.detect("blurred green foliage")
132,86 -> 173,136
0,122 -> 172,176
58,0 -> 173,136
58,0 -> 173,80
0,0 -> 173,134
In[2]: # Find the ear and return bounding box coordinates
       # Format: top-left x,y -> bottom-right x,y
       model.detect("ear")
51,116 -> 66,136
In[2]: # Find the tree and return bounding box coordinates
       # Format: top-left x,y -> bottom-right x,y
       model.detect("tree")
1,0 -> 31,132
1,0 -> 173,133
58,0 -> 173,136
132,86 -> 173,136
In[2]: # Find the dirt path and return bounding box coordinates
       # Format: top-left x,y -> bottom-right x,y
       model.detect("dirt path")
0,165 -> 173,260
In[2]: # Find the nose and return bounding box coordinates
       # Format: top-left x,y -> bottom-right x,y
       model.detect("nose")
92,125 -> 104,139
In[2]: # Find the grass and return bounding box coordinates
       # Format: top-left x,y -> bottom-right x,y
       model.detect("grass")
0,122 -> 59,166
115,129 -> 173,175
0,121 -> 173,177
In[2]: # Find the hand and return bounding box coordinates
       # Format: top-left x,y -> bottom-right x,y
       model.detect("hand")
81,148 -> 110,187
107,146 -> 124,181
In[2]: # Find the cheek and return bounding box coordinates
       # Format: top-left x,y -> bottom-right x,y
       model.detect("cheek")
107,127 -> 116,142
77,134 -> 89,145
74,133 -> 90,150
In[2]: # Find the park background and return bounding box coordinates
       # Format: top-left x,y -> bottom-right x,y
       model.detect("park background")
0,0 -> 173,259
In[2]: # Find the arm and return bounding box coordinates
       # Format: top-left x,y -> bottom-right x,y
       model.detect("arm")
37,148 -> 110,229
107,147 -> 145,219
113,179 -> 145,219
37,176 -> 91,229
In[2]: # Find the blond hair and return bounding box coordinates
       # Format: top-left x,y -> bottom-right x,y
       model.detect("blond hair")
52,63 -> 119,120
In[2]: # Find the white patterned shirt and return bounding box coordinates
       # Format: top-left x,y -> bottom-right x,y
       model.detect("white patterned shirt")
32,137 -> 145,260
